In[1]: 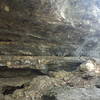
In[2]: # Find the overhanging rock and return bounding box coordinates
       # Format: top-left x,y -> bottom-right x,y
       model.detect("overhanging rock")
0,0 -> 100,57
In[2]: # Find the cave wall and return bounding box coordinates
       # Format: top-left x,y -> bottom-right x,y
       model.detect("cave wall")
0,0 -> 100,57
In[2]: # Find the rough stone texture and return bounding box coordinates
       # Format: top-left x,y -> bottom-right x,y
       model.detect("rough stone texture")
0,0 -> 100,57
42,87 -> 100,100
0,56 -> 88,73
0,0 -> 100,100
0,58 -> 99,100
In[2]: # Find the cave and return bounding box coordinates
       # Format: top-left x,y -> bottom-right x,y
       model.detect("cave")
0,0 -> 100,100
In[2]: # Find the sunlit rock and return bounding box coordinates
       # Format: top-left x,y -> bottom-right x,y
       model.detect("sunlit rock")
79,59 -> 100,75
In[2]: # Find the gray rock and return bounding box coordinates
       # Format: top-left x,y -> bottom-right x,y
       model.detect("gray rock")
0,0 -> 100,57
42,86 -> 100,100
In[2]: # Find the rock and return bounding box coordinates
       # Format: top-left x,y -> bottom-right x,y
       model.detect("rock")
0,0 -> 100,57
79,59 -> 100,76
4,67 -> 98,100
0,0 -> 100,100
0,56 -> 88,73
48,70 -> 72,79
0,93 -> 4,100
79,60 -> 96,72
42,86 -> 100,100
0,64 -> 97,100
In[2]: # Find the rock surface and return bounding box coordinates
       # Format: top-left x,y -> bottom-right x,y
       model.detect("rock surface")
0,58 -> 99,100
0,56 -> 88,73
0,0 -> 100,100
0,0 -> 100,57
42,87 -> 100,100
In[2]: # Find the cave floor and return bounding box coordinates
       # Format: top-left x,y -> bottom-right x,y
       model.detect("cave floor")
0,56 -> 99,100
